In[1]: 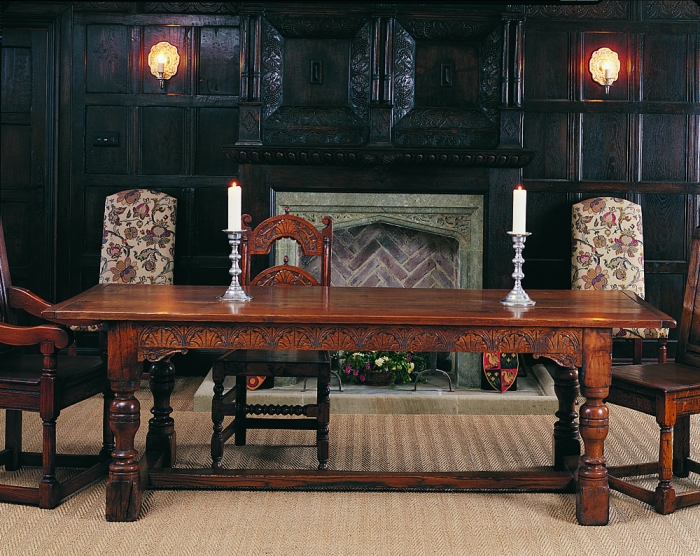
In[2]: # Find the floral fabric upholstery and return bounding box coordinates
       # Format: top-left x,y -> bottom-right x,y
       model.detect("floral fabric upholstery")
100,189 -> 176,285
571,197 -> 668,340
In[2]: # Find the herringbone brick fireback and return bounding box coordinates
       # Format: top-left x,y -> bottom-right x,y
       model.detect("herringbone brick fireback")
302,223 -> 459,288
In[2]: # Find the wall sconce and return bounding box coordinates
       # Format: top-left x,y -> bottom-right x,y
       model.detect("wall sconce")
589,47 -> 620,94
148,41 -> 180,89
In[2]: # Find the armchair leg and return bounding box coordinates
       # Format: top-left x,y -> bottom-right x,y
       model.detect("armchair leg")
4,409 -> 22,471
658,338 -> 668,364
234,376 -> 247,446
316,375 -> 330,471
39,417 -> 60,509
211,374 -> 225,469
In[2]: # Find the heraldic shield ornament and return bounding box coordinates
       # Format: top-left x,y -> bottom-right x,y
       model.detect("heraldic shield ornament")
482,352 -> 519,392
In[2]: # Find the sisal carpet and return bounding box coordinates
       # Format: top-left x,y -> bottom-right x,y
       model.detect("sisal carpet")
1,377 -> 700,555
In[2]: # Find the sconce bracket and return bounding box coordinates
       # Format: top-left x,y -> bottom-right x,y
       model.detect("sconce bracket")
148,41 -> 180,85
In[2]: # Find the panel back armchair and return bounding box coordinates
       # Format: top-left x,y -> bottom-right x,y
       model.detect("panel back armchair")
0,217 -> 113,508
211,210 -> 334,470
606,226 -> 700,514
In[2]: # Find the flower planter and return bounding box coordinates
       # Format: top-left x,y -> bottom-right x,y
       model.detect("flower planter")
364,372 -> 394,386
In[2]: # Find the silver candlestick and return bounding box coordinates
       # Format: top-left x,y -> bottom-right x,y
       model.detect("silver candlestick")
218,230 -> 252,301
501,231 -> 535,307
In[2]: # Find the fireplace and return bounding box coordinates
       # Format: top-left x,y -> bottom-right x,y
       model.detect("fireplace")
275,191 -> 483,387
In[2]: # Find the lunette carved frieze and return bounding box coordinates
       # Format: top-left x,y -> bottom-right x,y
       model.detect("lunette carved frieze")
523,1 -> 629,19
137,323 -> 583,367
644,0 -> 700,19
399,19 -> 494,41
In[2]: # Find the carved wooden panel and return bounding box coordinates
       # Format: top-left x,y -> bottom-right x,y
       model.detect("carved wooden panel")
581,113 -> 629,181
523,31 -> 569,101
140,107 -> 185,175
1,125 -> 32,187
198,27 -> 240,96
522,112 -> 570,180
86,24 -> 129,93
196,107 -> 239,175
0,47 -> 32,113
641,114 -> 687,181
642,34 -> 688,102
85,105 -> 128,174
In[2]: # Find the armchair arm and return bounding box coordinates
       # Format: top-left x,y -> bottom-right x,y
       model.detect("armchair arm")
8,286 -> 52,318
0,321 -> 71,349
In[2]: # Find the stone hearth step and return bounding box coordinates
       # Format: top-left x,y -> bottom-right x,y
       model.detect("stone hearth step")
193,364 -> 557,415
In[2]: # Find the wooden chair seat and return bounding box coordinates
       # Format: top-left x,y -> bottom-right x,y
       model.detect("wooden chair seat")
604,226 -> 700,515
211,210 -> 334,471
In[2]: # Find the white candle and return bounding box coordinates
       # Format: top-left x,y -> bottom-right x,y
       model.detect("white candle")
157,54 -> 165,74
227,181 -> 242,231
512,186 -> 527,234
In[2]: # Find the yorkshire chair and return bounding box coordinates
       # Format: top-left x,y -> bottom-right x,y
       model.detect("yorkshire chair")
0,216 -> 113,508
571,196 -> 668,364
605,226 -> 700,515
211,210 -> 334,470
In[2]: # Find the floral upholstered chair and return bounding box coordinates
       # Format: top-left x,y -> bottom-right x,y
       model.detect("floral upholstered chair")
69,189 -> 176,344
100,189 -> 176,285
571,196 -> 668,363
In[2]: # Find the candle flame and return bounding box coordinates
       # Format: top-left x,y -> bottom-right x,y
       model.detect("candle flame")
516,185 -> 524,190
230,181 -> 238,188
157,54 -> 167,64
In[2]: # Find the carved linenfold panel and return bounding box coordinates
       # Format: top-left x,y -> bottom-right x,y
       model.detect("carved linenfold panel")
393,23 -> 415,124
138,323 -> 583,366
644,1 -> 700,19
223,146 -> 535,167
265,15 -> 367,38
523,1 -> 629,19
393,109 -> 497,148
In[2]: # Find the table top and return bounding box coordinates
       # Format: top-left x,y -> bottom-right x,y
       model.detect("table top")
43,284 -> 676,330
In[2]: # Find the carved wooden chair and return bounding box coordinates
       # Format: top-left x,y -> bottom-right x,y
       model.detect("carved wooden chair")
0,216 -> 113,508
572,197 -> 668,363
211,210 -> 334,470
606,226 -> 700,514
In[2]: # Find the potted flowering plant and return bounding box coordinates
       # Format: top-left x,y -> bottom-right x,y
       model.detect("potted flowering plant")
343,351 -> 428,387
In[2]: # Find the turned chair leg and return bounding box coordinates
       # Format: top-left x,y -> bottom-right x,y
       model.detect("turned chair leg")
4,409 -> 22,471
655,420 -> 677,515
673,415 -> 691,478
234,376 -> 248,446
211,374 -> 225,469
658,338 -> 668,364
39,416 -> 60,509
316,374 -> 331,471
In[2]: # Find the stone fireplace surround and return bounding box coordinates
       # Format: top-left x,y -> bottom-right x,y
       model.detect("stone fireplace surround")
275,191 -> 483,387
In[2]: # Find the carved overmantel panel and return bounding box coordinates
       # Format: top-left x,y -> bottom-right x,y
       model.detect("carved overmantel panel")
233,5 -> 530,164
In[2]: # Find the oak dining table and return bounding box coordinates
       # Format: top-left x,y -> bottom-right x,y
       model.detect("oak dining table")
43,284 -> 675,525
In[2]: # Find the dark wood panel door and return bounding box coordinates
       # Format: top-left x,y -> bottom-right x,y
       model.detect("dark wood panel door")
0,28 -> 53,302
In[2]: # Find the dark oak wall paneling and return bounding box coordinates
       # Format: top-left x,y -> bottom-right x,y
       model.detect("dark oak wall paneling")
521,0 -> 700,360
2,1 -> 699,364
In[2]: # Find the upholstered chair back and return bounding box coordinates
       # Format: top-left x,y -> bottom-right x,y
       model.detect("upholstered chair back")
99,189 -> 177,285
571,196 -> 668,345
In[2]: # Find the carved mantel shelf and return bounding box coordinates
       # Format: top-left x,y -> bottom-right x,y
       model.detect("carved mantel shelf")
223,146 -> 535,168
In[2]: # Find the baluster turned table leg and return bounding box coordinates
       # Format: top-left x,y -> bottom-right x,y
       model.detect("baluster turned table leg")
576,328 -> 612,526
552,365 -> 580,470
105,323 -> 143,522
147,359 -> 177,468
